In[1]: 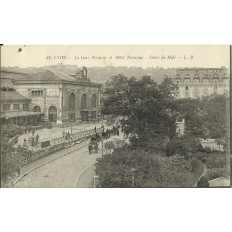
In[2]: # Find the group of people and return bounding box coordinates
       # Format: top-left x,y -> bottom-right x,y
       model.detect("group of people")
62,131 -> 72,141
101,126 -> 120,139
23,130 -> 40,147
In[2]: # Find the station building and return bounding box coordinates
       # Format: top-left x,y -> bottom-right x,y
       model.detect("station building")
0,70 -> 44,125
12,67 -> 102,125
172,67 -> 229,98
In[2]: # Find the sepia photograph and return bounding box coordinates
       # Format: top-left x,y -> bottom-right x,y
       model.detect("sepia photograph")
0,45 -> 230,188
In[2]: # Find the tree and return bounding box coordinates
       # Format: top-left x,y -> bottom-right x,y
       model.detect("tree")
102,75 -> 177,150
166,134 -> 203,158
197,176 -> 209,187
95,147 -> 196,188
1,125 -> 32,181
201,95 -> 229,139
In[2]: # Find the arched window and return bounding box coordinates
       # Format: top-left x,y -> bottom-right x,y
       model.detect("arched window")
81,93 -> 87,109
68,93 -> 76,111
33,106 -> 41,112
91,94 -> 97,108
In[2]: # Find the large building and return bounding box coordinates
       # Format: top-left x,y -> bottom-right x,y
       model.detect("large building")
11,67 -> 102,124
172,67 -> 229,98
0,71 -> 43,125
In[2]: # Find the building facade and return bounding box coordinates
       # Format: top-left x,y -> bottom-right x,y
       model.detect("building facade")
172,67 -> 229,98
12,68 -> 102,124
199,138 -> 224,152
0,90 -> 43,125
175,118 -> 185,137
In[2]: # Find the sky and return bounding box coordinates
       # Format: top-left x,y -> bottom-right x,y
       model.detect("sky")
1,45 -> 230,69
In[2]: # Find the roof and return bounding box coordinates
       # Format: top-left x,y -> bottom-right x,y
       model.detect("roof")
1,91 -> 31,103
1,111 -> 43,118
15,69 -> 77,82
14,69 -> 102,87
1,69 -> 28,75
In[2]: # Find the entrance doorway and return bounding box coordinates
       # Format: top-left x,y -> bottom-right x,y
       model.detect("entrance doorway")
48,106 -> 57,122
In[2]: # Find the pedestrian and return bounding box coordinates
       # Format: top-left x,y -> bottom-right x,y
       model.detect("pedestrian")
94,126 -> 96,133
67,132 -> 70,140
36,134 -> 39,142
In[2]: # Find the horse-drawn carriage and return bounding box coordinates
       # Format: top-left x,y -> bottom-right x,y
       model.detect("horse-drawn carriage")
88,133 -> 101,154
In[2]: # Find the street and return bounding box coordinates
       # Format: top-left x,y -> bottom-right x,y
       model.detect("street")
14,131 -> 125,188
14,138 -> 101,188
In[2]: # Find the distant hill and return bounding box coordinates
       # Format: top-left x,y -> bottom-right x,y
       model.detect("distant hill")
2,65 -> 177,84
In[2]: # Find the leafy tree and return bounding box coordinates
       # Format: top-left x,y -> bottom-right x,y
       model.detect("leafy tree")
197,176 -> 209,187
166,134 -> 203,158
102,75 -> 177,150
190,158 -> 202,172
201,95 -> 229,139
95,147 -> 197,188
1,126 -> 32,181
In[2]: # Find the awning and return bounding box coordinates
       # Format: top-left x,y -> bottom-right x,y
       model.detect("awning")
1,111 -> 44,118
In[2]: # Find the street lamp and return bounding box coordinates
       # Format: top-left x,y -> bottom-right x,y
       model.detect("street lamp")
130,167 -> 136,188
101,114 -> 104,158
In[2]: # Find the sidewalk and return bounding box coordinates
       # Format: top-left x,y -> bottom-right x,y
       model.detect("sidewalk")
16,121 -> 105,150
209,176 -> 230,187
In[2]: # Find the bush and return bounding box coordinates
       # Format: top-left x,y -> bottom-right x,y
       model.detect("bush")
95,148 -> 196,188
197,176 -> 209,187
190,158 -> 202,172
207,168 -> 224,181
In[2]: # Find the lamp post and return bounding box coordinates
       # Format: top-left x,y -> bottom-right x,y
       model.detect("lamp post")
130,167 -> 136,188
101,114 -> 104,158
70,118 -> 73,135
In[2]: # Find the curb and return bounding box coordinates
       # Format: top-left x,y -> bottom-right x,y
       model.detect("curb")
74,163 -> 95,188
13,143 -> 88,187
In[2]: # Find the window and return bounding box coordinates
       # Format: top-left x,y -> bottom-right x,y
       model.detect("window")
31,90 -> 43,96
13,104 -> 20,110
186,74 -> 189,77
194,91 -> 199,97
195,74 -> 198,78
185,86 -> 188,90
3,104 -> 10,111
23,103 -> 29,110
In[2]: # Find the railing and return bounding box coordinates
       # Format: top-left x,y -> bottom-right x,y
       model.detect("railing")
50,127 -> 103,146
